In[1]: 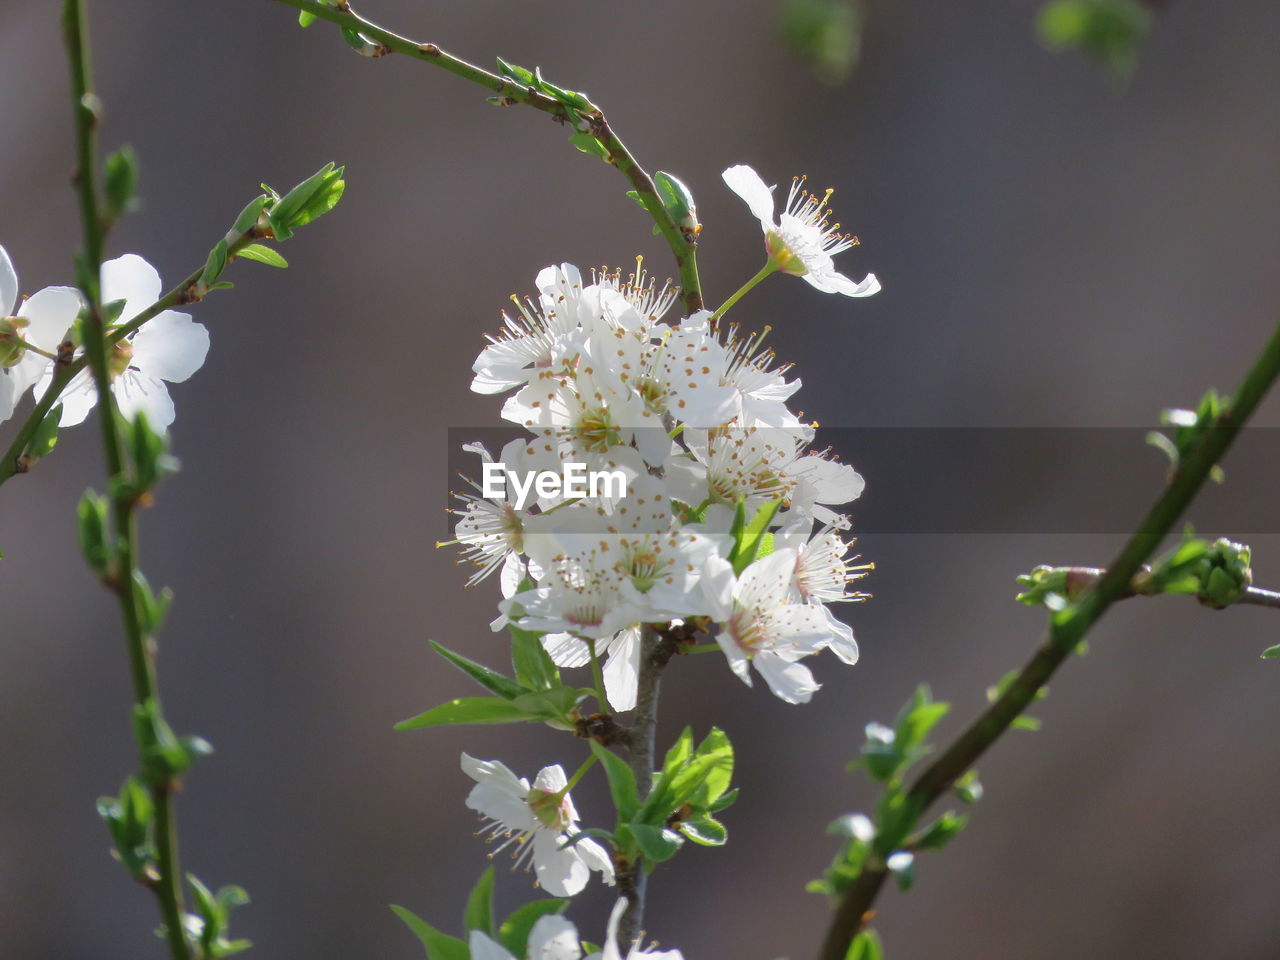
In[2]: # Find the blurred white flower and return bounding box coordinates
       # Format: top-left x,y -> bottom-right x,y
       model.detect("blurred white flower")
722,164 -> 880,299
0,244 -> 80,423
469,914 -> 583,960
588,898 -> 684,960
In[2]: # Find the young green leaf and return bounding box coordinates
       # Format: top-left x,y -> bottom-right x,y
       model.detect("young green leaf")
394,697 -> 535,730
430,640 -> 526,699
235,244 -> 289,269
391,905 -> 469,960
464,866 -> 495,936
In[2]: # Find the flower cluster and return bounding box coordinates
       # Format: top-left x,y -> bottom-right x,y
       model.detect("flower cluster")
444,167 -> 875,930
455,177 -> 874,707
0,244 -> 208,429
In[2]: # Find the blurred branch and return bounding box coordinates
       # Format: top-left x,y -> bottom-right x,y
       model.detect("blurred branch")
62,1 -> 192,956
267,0 -> 704,313
819,319 -> 1280,960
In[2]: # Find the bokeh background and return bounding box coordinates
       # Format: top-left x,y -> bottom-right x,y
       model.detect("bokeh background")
3,1 -> 1280,957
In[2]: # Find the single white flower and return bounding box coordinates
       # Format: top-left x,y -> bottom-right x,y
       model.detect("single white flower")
722,164 -> 880,299
587,898 -> 684,960
711,549 -> 833,704
469,914 -> 583,960
0,245 -> 80,423
462,754 -> 615,898
39,254 -> 209,429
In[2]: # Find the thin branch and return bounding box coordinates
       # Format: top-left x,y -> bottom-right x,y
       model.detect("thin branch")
1047,566 -> 1280,610
819,319 -> 1280,960
62,2 -> 190,956
267,0 -> 704,313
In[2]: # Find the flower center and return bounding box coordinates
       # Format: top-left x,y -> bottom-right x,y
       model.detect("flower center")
527,788 -> 571,830
107,338 -> 135,381
0,316 -> 31,368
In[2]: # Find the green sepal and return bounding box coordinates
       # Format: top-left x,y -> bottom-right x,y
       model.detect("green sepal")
391,905 -> 469,960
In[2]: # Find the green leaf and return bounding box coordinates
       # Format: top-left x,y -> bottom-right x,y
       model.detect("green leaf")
916,811 -> 967,851
76,490 -> 110,575
630,822 -> 681,862
394,697 -> 535,730
1261,644 -> 1280,659
654,171 -> 699,234
893,685 -> 950,754
431,641 -> 526,699
590,741 -> 640,821
509,686 -> 585,723
729,499 -> 782,575
464,866 -> 495,936
569,132 -> 610,161
498,899 -> 569,956
391,906 -> 469,960
236,244 -> 288,268
509,623 -> 559,691
680,815 -> 727,846
201,239 -> 229,285
495,57 -> 535,86
103,145 -> 139,222
686,728 -> 734,809
660,727 -> 695,778
25,404 -> 62,461
845,929 -> 884,960
298,9 -> 317,26
231,195 -> 269,235
953,770 -> 984,804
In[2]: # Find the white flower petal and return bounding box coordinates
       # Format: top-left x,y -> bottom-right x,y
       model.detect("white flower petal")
18,286 -> 80,349
817,270 -> 881,299
528,914 -> 583,960
114,373 -> 176,430
470,931 -> 518,960
101,254 -> 162,323
602,628 -> 641,712
130,310 -> 209,383
721,165 -> 775,224
532,830 -> 589,897
753,651 -> 820,704
0,244 -> 18,316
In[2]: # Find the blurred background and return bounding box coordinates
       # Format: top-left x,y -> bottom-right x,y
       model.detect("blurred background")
3,0 -> 1280,957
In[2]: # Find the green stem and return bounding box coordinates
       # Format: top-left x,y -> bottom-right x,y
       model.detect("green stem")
62,3 -> 190,956
587,638 -> 612,713
818,319 -> 1280,960
0,229 -> 258,488
268,0 -> 703,313
562,753 -> 599,794
712,261 -> 778,322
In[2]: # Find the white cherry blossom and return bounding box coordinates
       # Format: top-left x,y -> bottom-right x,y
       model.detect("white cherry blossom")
722,164 -> 880,299
38,254 -> 208,430
462,754 -> 614,898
